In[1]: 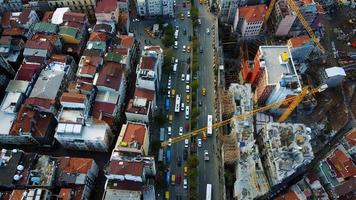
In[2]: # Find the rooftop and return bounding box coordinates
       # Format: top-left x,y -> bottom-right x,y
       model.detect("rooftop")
86,41 -> 107,52
15,63 -> 42,81
288,35 -> 311,48
95,62 -> 124,91
134,87 -> 155,101
58,26 -> 79,38
89,32 -> 109,42
259,46 -> 299,85
126,98 -> 150,115
104,52 -> 123,64
79,55 -> 103,67
106,179 -> 142,191
25,40 -> 53,51
107,160 -> 144,176
239,4 -> 267,22
63,12 -> 87,24
328,148 -> 356,179
51,7 -> 70,25
29,69 -> 64,100
121,122 -> 147,148
95,90 -> 119,104
61,92 -> 86,104
0,112 -> 16,135
58,157 -> 94,174
93,23 -> 115,34
10,105 -> 55,138
0,149 -> 23,187
32,22 -> 58,34
345,129 -> 356,146
95,0 -> 118,13
140,57 -> 156,70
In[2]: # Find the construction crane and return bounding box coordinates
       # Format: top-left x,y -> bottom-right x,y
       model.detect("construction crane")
161,85 -> 327,147
263,0 -> 326,54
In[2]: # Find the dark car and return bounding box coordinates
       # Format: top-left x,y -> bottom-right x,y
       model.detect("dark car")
199,101 -> 202,106
188,35 -> 192,41
183,28 -> 187,35
186,57 -> 190,64
183,149 -> 188,160
177,157 -> 182,167
176,175 -> 182,185
199,47 -> 203,53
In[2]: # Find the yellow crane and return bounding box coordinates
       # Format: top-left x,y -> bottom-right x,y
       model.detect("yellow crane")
161,85 -> 327,147
263,0 -> 326,54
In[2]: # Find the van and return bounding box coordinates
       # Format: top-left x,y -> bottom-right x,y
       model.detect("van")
185,74 -> 190,84
171,174 -> 176,185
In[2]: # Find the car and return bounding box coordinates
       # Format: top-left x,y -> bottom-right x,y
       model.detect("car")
168,138 -> 172,146
198,138 -> 202,147
177,157 -> 182,167
173,0 -> 177,6
186,85 -> 190,93
171,89 -> 176,97
176,175 -> 182,184
168,75 -> 171,80
174,41 -> 178,49
182,45 -> 186,52
175,25 -> 179,30
185,122 -> 189,131
183,179 -> 188,189
171,57 -> 175,64
186,95 -> 190,103
198,18 -> 201,25
187,11 -> 190,18
206,28 -> 210,35
171,174 -> 176,185
202,88 -> 206,96
179,127 -> 183,136
200,47 -> 203,53
183,149 -> 188,160
183,28 -> 187,35
180,13 -> 184,20
181,102 -> 185,111
167,80 -> 171,89
187,46 -> 191,53
199,100 -> 202,106
167,90 -> 171,97
175,58 -> 178,64
181,74 -> 185,81
167,126 -> 172,135
168,114 -> 173,124
184,166 -> 188,176
184,139 -> 189,148
185,106 -> 190,119
204,150 -> 209,161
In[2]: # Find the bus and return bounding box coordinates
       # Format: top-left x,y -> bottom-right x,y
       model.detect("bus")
207,115 -> 213,136
158,148 -> 163,162
174,95 -> 181,113
165,97 -> 170,111
206,184 -> 212,200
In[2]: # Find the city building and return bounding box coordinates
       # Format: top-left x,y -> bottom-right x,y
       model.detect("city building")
46,0 -> 97,21
219,0 -> 240,23
31,33 -> 63,52
242,46 -> 301,114
260,122 -> 314,186
233,4 -> 267,37
23,39 -> 54,64
136,46 -> 163,92
125,87 -> 155,123
0,36 -> 25,64
287,35 -> 317,67
112,122 -> 150,157
320,67 -> 346,88
271,0 -> 324,37
228,84 -> 270,200
0,0 -> 23,13
135,0 -> 174,17
95,0 -> 120,23
1,9 -> 40,38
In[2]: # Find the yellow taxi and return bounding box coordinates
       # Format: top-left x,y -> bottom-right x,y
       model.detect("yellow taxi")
202,88 -> 206,96
171,89 -> 176,97
186,95 -> 190,103
184,166 -> 188,176
187,46 -> 191,53
165,191 -> 170,199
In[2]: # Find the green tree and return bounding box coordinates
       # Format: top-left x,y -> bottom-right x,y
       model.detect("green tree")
154,113 -> 168,124
225,171 -> 236,187
162,24 -> 174,47
191,107 -> 200,119
163,48 -> 173,73
191,6 -> 199,22
187,154 -> 199,168
191,80 -> 199,91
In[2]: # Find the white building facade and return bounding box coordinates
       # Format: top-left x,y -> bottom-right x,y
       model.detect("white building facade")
136,0 -> 174,17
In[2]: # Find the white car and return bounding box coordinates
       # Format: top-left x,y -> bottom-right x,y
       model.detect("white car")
171,57 -> 175,64
174,41 -> 178,49
185,85 -> 190,93
175,25 -> 179,30
185,106 -> 190,120
187,11 -> 191,18
181,74 -> 185,81
198,138 -> 202,147
206,28 -> 210,35
198,18 -> 201,25
168,138 -> 172,146
175,58 -> 178,64
182,45 -> 186,52
167,127 -> 172,135
173,0 -> 177,6
204,150 -> 209,161
179,127 -> 183,135
181,102 -> 185,111
183,179 -> 187,189
167,90 -> 171,97
167,79 -> 171,89
184,139 -> 189,148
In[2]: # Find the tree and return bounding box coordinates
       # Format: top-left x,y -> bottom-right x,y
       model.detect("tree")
187,154 -> 199,168
163,48 -> 173,73
191,107 -> 200,119
162,24 -> 174,47
150,140 -> 161,156
190,6 -> 199,22
191,80 -> 199,91
192,37 -> 199,51
154,113 -> 168,124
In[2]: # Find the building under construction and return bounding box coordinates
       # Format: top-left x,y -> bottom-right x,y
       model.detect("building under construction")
260,122 -> 314,186
227,83 -> 270,199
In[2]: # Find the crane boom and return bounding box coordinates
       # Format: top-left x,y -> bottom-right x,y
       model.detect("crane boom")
161,86 -> 324,148
263,0 -> 326,54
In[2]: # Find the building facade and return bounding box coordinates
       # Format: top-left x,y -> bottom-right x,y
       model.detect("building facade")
233,4 -> 267,37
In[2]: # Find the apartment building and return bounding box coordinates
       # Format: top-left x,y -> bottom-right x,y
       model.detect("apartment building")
95,0 -> 120,23
219,0 -> 240,23
47,0 -> 96,21
233,4 -> 267,37
242,45 -> 301,114
136,0 -> 174,17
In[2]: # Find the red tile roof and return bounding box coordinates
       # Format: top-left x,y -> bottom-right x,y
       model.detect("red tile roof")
96,62 -> 124,90
89,32 -> 109,42
335,176 -> 356,197
288,35 -> 310,48
31,33 -> 61,46
145,46 -> 161,52
92,101 -> 116,116
61,92 -> 86,103
79,65 -> 97,76
25,97 -> 55,109
1,12 -> 11,28
123,122 -> 147,147
10,190 -> 25,200
96,0 -> 118,13
50,54 -> 67,63
110,47 -> 128,56
118,12 -> 129,28
25,40 -> 53,51
59,188 -> 72,200
345,129 -> 356,146
134,87 -> 154,101
63,12 -> 87,23
58,157 -> 94,173
2,28 -> 24,37
329,149 -> 356,179
81,55 -> 103,67
10,105 -> 54,138
16,63 -> 42,81
118,35 -> 134,48
108,180 -> 142,191
239,4 -> 267,22
126,99 -> 150,115
107,160 -> 144,176
0,36 -> 12,46
275,191 -> 299,200
18,9 -> 32,24
140,57 -> 156,70
75,78 -> 94,92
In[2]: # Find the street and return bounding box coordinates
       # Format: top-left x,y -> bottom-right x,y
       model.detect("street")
130,0 -> 220,199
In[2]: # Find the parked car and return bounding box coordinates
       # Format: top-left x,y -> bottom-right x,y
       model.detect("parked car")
198,18 -> 201,25
206,28 -> 210,34
198,138 -> 202,147
167,126 -> 172,135
187,11 -> 190,18
182,45 -> 186,52
202,88 -> 206,96
184,139 -> 189,148
181,102 -> 185,111
204,150 -> 209,161
179,127 -> 183,136
168,138 -> 172,146
181,74 -> 185,81
176,175 -> 182,185
183,179 -> 188,189
186,85 -> 190,93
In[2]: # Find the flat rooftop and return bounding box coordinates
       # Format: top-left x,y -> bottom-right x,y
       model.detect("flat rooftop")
0,112 -> 16,135
95,90 -> 119,104
260,46 -> 297,85
59,109 -> 84,124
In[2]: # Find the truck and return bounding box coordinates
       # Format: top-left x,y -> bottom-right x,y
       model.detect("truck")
166,171 -> 170,185
206,184 -> 212,200
158,148 -> 163,162
166,148 -> 171,163
165,97 -> 170,111
174,30 -> 179,39
160,128 -> 165,141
